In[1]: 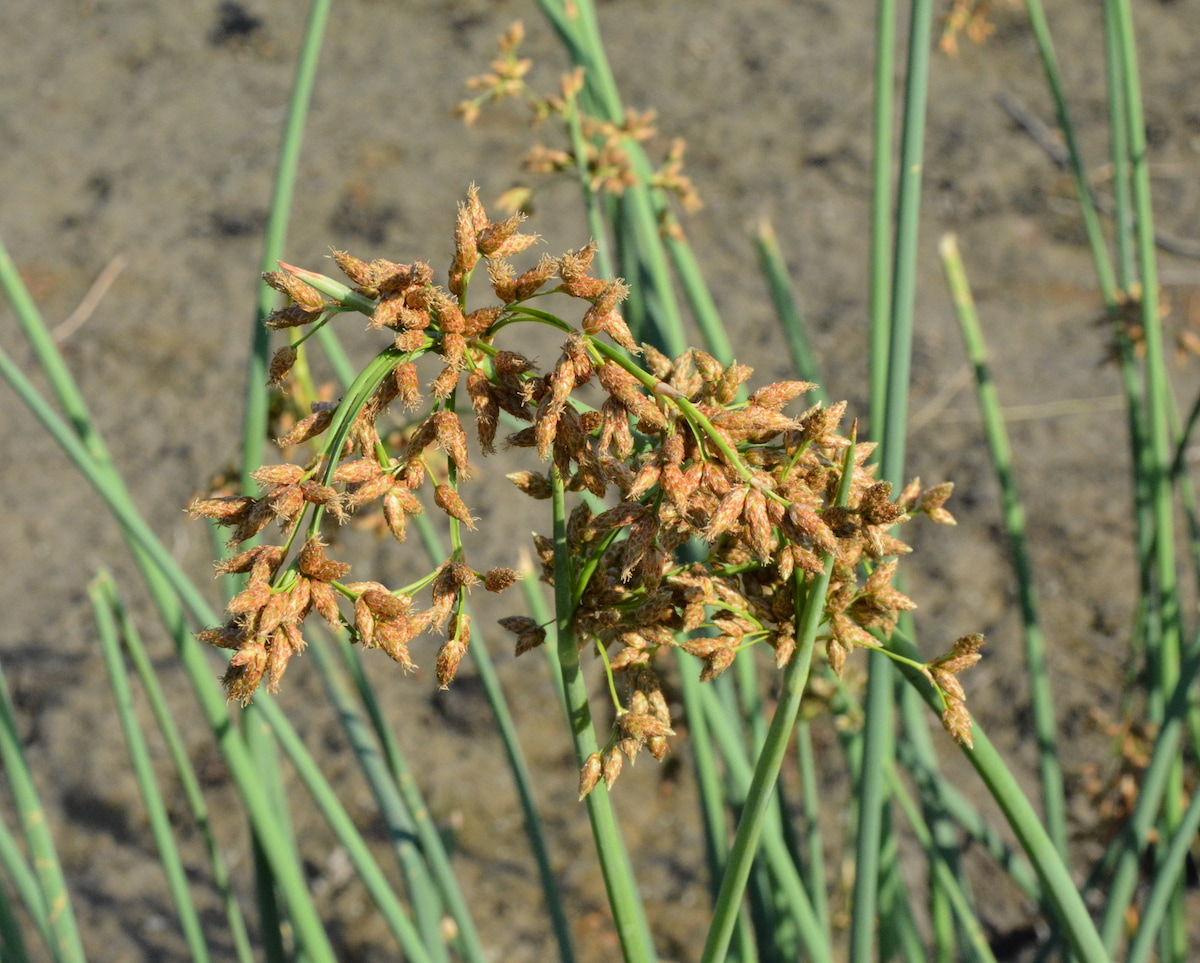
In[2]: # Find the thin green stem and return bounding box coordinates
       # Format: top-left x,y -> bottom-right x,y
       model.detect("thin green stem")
700,438 -> 856,963
550,466 -> 657,962
940,233 -> 1067,856
243,0 -> 333,484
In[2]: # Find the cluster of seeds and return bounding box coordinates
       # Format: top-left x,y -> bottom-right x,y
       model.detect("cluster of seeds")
189,187 -> 976,791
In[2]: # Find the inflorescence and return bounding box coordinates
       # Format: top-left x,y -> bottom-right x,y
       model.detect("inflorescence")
189,187 -> 979,793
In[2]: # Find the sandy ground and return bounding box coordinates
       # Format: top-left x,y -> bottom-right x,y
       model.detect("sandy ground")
2,1 -> 1200,960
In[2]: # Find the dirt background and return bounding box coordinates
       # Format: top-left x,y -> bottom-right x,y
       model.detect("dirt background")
2,0 -> 1199,960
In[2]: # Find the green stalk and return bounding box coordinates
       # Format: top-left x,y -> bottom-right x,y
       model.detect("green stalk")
699,438 -> 856,963
867,0 -> 897,425
693,684 -> 827,961
304,634 -> 452,962
1106,3 -> 1184,958
0,881 -> 31,963
1023,0 -> 1118,302
939,234 -> 1067,856
793,721 -> 829,934
0,270 -> 344,961
549,467 -> 657,962
883,640 -> 1110,961
888,766 -> 997,963
855,2 -> 934,959
91,578 -> 213,963
0,664 -> 87,963
754,220 -> 826,401
1124,782 -> 1200,963
96,577 -> 254,962
0,813 -> 48,956
1095,639 -> 1200,945
411,512 -> 577,963
243,0 -> 333,483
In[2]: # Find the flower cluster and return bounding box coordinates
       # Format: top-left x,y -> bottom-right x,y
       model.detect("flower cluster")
189,187 -> 977,790
457,22 -> 702,214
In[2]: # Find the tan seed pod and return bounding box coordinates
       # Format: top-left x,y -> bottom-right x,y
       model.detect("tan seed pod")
557,243 -> 605,299
505,425 -> 538,449
434,485 -> 476,529
714,363 -> 754,405
743,489 -> 774,560
625,462 -> 661,500
264,304 -> 323,330
507,470 -> 553,500
298,537 -> 352,582
940,699 -> 974,748
275,408 -> 335,448
705,486 -> 749,541
267,346 -> 298,387
700,646 -> 737,682
196,621 -> 246,650
330,249 -> 376,287
430,364 -> 461,400
749,380 -> 816,410
354,595 -> 377,646
432,411 -> 471,475
483,568 -> 520,592
188,495 -> 256,525
227,581 -> 271,618
601,745 -> 624,789
344,472 -> 393,511
308,579 -> 342,627
214,544 -> 273,577
332,458 -> 383,485
467,369 -> 499,454
223,641 -> 268,705
435,619 -> 471,688
534,400 -> 559,461
578,752 -> 603,800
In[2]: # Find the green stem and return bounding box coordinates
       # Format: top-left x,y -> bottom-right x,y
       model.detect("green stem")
700,437 -> 857,963
550,466 -> 658,962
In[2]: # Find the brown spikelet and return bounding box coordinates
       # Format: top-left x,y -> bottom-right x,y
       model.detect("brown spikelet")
484,568 -> 520,592
276,408 -> 335,448
557,243 -> 606,300
298,537 -> 352,582
381,488 -> 409,542
436,613 -> 471,688
264,305 -> 323,329
252,463 -> 307,488
705,486 -> 749,541
268,346 -> 298,387
330,249 -> 376,287
507,470 -> 553,499
579,752 -> 603,800
743,488 -> 774,560
600,745 -> 624,788
466,369 -> 500,454
434,484 -> 477,529
224,642 -> 268,704
432,410 -> 471,475
308,579 -> 343,626
749,380 -> 816,410
188,495 -> 256,525
429,364 -> 461,400
344,471 -> 393,511
331,458 -> 383,485
196,620 -> 246,650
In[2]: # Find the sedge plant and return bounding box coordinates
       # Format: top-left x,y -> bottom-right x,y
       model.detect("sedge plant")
1,0 -> 1197,961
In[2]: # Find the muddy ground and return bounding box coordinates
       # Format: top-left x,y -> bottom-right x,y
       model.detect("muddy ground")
2,0 -> 1199,960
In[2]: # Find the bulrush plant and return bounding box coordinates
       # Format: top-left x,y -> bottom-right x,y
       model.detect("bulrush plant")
188,186 -> 977,795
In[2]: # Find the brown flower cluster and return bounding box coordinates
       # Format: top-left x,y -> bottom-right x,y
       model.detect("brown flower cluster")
189,187 -> 976,789
458,22 -> 702,213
